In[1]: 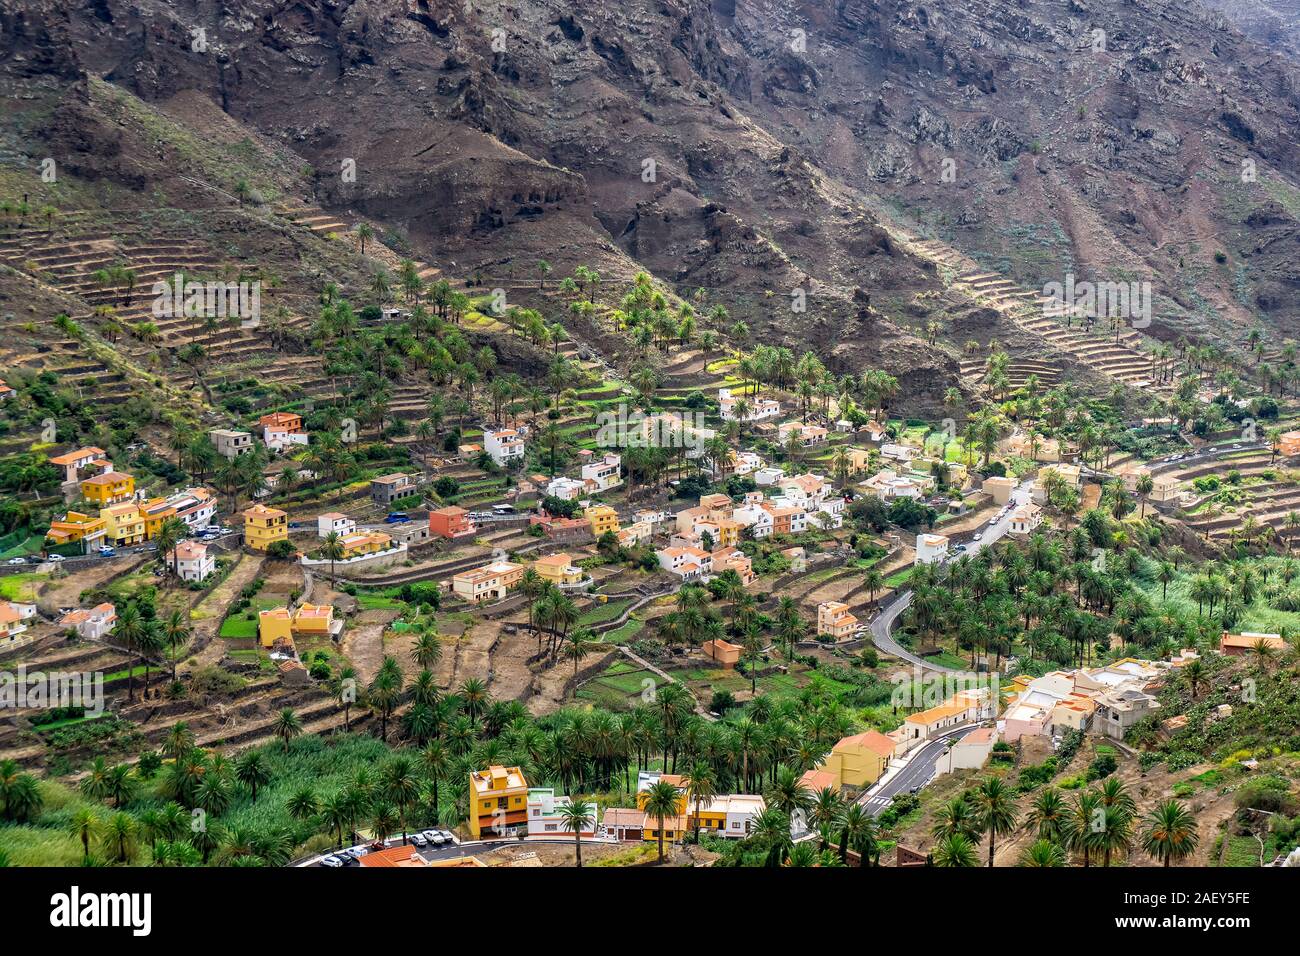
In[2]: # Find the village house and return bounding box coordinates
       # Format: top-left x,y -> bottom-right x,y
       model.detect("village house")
545,476 -> 587,501
880,442 -> 917,463
338,530 -> 394,559
702,637 -> 743,669
580,452 -> 623,492
693,794 -> 766,839
80,470 -> 135,506
862,469 -> 923,501
49,446 -> 111,485
656,546 -> 713,581
526,788 -> 600,837
452,560 -> 525,604
369,473 -> 418,507
100,502 -> 146,547
915,532 -> 950,564
1219,631 -> 1288,656
44,511 -> 107,554
0,600 -> 37,647
585,503 -> 620,538
258,411 -> 304,435
710,546 -> 755,587
718,387 -> 781,423
778,420 -> 829,447
530,513 -> 593,544
482,427 -> 527,467
210,428 -> 254,460
982,474 -> 1016,505
754,466 -> 786,486
167,540 -> 216,583
801,730 -> 896,797
1279,430 -> 1300,458
1007,503 -> 1044,536
468,766 -> 530,837
243,504 -> 289,552
817,601 -> 859,639
903,690 -> 993,742
429,506 -> 475,540
532,552 -> 588,590
317,512 -> 356,538
616,519 -> 654,548
934,727 -> 999,776
0,379 -> 13,401
258,603 -> 343,648
59,603 -> 117,641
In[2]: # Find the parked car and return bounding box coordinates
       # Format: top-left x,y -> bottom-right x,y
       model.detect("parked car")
492,504 -> 516,513
384,512 -> 411,524
97,547 -> 116,557
972,532 -> 983,541
48,553 -> 65,562
320,856 -> 344,868
421,829 -> 444,845
410,833 -> 428,847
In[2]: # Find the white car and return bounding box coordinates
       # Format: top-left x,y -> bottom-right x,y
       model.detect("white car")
422,829 -> 445,845
6,557 -> 25,566
320,855 -> 344,868
410,833 -> 428,847
973,532 -> 983,541
48,554 -> 65,562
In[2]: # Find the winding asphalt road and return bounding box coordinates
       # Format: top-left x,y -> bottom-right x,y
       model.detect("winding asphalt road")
869,479 -> 1035,672
858,723 -> 979,817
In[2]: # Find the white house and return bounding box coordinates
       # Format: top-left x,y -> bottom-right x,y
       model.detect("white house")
754,467 -> 786,486
317,512 -> 357,538
1008,503 -> 1043,536
545,476 -> 588,501
0,600 -> 37,646
732,503 -> 774,538
168,540 -> 216,583
526,788 -> 600,836
581,452 -> 623,492
731,450 -> 765,476
58,603 -> 116,641
719,388 -> 781,423
915,532 -> 950,564
265,428 -> 310,454
483,427 -> 527,467
880,442 -> 917,463
656,546 -> 713,580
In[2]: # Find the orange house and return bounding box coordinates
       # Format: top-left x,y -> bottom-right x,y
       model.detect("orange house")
702,638 -> 742,669
429,506 -> 475,540
258,411 -> 304,434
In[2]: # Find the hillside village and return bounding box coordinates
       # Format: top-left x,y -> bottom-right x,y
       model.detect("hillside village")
3,50 -> 1300,877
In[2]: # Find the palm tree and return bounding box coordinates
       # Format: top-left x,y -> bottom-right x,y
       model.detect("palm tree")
1021,838 -> 1066,867
751,808 -> 794,867
973,777 -> 1019,867
933,832 -> 978,867
1025,787 -> 1067,843
161,610 -> 190,683
273,708 -> 303,752
809,786 -> 844,852
643,780 -> 683,863
68,807 -> 99,863
1140,799 -> 1199,866
321,531 -> 344,581
556,800 -> 596,866
235,751 -> 272,802
838,803 -> 878,866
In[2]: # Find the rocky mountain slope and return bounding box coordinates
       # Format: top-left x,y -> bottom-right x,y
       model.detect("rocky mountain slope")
5,0 -> 1300,401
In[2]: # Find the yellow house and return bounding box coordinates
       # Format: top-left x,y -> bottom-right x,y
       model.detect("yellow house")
257,607 -> 294,648
809,730 -> 895,795
636,772 -> 692,844
257,603 -> 339,648
340,530 -> 392,558
80,471 -> 135,506
468,765 -> 530,837
243,504 -> 289,551
140,498 -> 178,539
586,504 -> 620,538
100,503 -> 146,546
45,511 -> 107,552
533,552 -> 585,587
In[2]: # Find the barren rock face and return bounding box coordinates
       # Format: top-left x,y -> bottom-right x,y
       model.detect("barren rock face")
5,0 -> 1300,401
